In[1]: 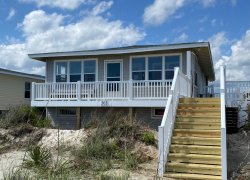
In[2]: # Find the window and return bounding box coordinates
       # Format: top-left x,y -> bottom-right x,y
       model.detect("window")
84,60 -> 96,82
148,56 -> 162,80
132,57 -> 145,80
57,108 -> 76,116
151,108 -> 165,118
24,82 -> 31,98
70,61 -> 81,82
55,60 -> 97,82
165,55 -> 180,79
56,62 -> 67,82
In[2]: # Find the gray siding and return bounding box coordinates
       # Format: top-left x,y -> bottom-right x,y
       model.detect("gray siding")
45,50 -> 188,83
182,52 -> 187,75
47,107 -> 161,130
47,107 -> 77,129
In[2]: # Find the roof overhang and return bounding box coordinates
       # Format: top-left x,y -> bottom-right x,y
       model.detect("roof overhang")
0,69 -> 45,80
28,42 -> 215,81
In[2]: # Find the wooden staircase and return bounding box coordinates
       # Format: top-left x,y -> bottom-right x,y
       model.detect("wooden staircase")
164,98 -> 222,180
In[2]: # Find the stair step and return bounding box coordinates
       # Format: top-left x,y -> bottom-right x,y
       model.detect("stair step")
175,122 -> 220,130
178,103 -> 220,109
170,145 -> 221,155
168,153 -> 221,165
177,109 -> 220,116
166,162 -> 221,176
176,116 -> 220,123
173,129 -> 221,138
164,173 -> 222,180
172,136 -> 221,146
179,98 -> 220,104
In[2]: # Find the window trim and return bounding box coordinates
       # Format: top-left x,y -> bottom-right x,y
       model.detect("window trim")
130,53 -> 182,80
151,107 -> 165,119
56,107 -> 77,117
104,59 -> 124,81
53,59 -> 98,83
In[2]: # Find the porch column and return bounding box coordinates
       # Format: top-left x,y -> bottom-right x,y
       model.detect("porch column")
186,51 -> 192,79
76,107 -> 81,130
186,51 -> 192,97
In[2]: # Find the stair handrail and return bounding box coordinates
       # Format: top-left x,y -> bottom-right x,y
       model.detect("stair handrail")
220,65 -> 227,180
158,67 -> 191,176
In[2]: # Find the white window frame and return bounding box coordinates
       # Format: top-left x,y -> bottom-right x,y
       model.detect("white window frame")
148,56 -> 163,80
82,60 -> 97,82
104,59 -> 123,81
130,53 -> 182,80
130,57 -> 146,81
53,59 -> 98,82
151,107 -> 165,119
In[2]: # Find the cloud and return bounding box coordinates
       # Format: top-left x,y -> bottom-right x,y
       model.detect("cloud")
21,10 -> 64,35
91,1 -> 113,16
22,10 -> 145,53
143,0 -> 185,26
6,8 -> 16,21
216,30 -> 250,80
201,0 -> 216,7
174,33 -> 188,42
19,0 -> 92,10
0,3 -> 145,75
143,0 -> 218,26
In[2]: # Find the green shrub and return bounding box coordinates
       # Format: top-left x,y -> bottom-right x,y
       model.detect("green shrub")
124,153 -> 139,170
139,131 -> 156,145
80,137 -> 122,160
0,105 -> 50,128
23,145 -> 51,167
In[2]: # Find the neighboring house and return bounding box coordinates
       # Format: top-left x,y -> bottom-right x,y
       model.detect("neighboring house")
29,42 -> 214,129
29,42 -> 228,179
0,68 -> 44,115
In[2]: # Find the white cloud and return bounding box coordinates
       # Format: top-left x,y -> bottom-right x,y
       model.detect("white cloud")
91,1 -> 113,16
217,30 -> 250,80
19,0 -> 92,10
143,0 -> 185,26
208,32 -> 229,61
143,0 -> 218,26
0,4 -> 145,75
174,32 -> 188,42
22,10 -> 145,53
201,0 -> 216,7
22,10 -> 64,35
6,8 -> 16,21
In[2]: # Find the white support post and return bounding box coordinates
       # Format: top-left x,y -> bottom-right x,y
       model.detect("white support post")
77,81 -> 81,101
186,51 -> 192,97
31,82 -> 35,101
158,126 -> 164,176
220,66 -> 227,180
129,79 -> 133,100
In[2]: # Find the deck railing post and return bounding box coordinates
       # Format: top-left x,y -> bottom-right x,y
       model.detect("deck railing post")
31,82 -> 35,101
129,80 -> 133,100
77,81 -> 81,101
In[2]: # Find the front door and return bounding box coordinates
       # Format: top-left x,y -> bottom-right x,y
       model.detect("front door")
105,60 -> 122,93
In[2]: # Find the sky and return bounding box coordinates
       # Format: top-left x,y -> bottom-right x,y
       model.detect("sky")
0,0 -> 250,81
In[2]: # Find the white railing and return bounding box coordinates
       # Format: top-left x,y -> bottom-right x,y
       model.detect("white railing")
158,67 -> 191,176
220,66 -> 227,180
32,80 -> 172,101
